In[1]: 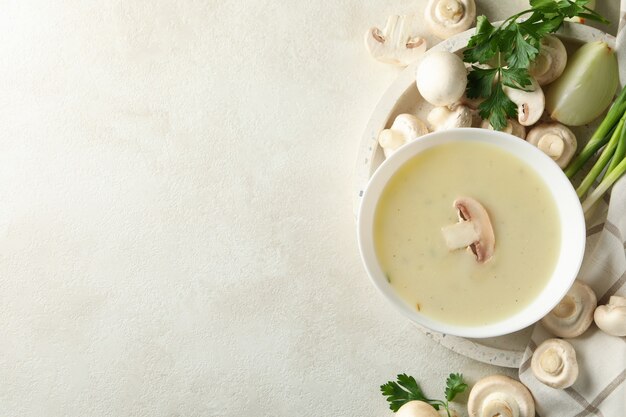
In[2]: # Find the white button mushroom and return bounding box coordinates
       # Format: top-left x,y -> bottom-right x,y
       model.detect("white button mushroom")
503,78 -> 545,126
541,280 -> 597,338
594,296 -> 626,337
526,123 -> 577,168
531,338 -> 578,389
416,51 -> 468,107
396,401 -> 440,417
480,119 -> 526,139
467,375 -> 535,417
529,35 -> 567,86
365,15 -> 428,66
427,104 -> 474,131
441,197 -> 495,263
378,114 -> 429,158
424,0 -> 476,39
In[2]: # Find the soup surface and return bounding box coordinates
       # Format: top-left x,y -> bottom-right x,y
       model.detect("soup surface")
374,141 -> 561,326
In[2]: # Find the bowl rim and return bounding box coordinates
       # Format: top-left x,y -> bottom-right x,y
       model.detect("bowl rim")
357,127 -> 586,338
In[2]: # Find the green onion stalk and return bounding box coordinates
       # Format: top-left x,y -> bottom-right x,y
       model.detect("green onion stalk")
576,115 -> 625,198
565,85 -> 626,179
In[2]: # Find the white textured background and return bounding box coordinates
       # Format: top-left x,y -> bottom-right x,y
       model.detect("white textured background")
0,1 -> 620,416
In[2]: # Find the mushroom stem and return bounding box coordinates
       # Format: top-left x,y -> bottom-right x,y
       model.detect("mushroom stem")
441,221 -> 479,249
537,134 -> 565,158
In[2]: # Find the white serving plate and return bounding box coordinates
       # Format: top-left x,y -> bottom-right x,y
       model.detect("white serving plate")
354,22 -> 620,368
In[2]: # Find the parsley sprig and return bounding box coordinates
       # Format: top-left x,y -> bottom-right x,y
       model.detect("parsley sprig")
463,0 -> 608,130
380,373 -> 468,417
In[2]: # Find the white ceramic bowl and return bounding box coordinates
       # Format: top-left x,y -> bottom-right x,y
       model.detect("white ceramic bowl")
357,128 -> 586,338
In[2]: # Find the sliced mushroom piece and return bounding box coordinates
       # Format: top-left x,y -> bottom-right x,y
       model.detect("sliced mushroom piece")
396,401 -> 440,417
365,15 -> 428,66
531,338 -> 578,389
594,296 -> 626,337
468,375 -> 535,417
529,35 -> 567,86
541,280 -> 597,338
427,104 -> 473,131
378,114 -> 429,158
526,123 -> 577,168
480,119 -> 526,139
424,0 -> 476,39
441,197 -> 495,263
503,78 -> 545,126
416,51 -> 468,107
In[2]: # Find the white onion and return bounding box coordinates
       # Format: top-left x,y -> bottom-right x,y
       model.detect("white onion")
546,41 -> 618,126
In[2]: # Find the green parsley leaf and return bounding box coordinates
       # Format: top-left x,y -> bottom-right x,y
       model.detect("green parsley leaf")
380,374 -> 434,412
466,66 -> 498,99
381,373 -> 468,415
479,83 -> 518,131
507,30 -> 539,69
500,67 -> 533,90
445,373 -> 469,402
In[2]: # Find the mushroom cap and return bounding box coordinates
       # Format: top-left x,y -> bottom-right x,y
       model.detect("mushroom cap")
364,15 -> 428,66
594,295 -> 626,337
531,338 -> 578,389
529,35 -> 567,86
541,280 -> 597,338
427,104 -> 473,131
416,51 -> 468,107
378,114 -> 429,158
480,119 -> 526,139
503,78 -> 545,126
468,375 -> 535,417
425,0 -> 476,39
396,401 -> 440,417
526,123 -> 577,168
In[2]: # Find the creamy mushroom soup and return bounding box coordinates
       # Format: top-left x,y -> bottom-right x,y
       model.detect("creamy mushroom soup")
374,141 -> 561,326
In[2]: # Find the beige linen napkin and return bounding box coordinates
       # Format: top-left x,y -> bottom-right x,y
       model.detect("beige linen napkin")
518,176 -> 626,417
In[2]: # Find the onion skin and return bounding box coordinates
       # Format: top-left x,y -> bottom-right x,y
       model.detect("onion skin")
546,41 -> 618,126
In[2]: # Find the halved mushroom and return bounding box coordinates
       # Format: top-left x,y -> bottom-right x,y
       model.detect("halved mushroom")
468,375 -> 535,417
427,104 -> 474,131
425,0 -> 476,39
365,15 -> 428,66
416,51 -> 468,107
531,338 -> 578,389
541,280 -> 597,338
526,123 -> 577,168
396,401 -> 440,417
503,78 -> 545,126
378,114 -> 429,158
594,296 -> 626,337
529,35 -> 567,86
480,119 -> 526,139
441,197 -> 495,263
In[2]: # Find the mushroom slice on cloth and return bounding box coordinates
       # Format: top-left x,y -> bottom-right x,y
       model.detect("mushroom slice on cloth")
531,338 -> 578,389
424,0 -> 476,39
468,375 -> 535,417
365,15 -> 428,66
594,296 -> 626,337
441,197 -> 495,263
541,280 -> 597,338
526,123 -> 577,168
396,401 -> 440,417
378,114 -> 429,158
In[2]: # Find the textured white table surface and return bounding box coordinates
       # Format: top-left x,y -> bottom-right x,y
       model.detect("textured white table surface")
0,1 -> 619,416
